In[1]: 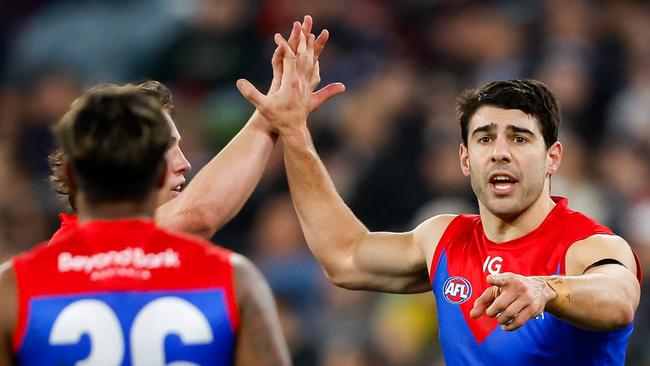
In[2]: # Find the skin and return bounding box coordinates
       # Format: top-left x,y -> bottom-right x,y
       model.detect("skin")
60,16 -> 344,241
0,168 -> 291,364
232,254 -> 291,366
238,24 -> 640,332
0,261 -> 16,366
1,16 -> 343,363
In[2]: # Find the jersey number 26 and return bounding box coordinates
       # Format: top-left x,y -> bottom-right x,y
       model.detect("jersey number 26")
49,297 -> 214,366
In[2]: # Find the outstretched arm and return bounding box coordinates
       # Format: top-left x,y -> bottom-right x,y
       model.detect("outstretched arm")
231,254 -> 291,366
237,18 -> 437,293
155,110 -> 277,239
471,234 -> 640,331
156,17 -> 343,239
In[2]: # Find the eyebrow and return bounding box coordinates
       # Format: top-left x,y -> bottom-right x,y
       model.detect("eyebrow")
471,123 -> 535,137
471,123 -> 496,137
507,125 -> 535,135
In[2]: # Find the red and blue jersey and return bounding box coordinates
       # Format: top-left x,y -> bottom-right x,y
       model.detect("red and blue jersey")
48,213 -> 78,247
13,218 -> 239,366
430,197 -> 641,365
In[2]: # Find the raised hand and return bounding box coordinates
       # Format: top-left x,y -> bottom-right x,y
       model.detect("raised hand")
469,273 -> 557,331
237,23 -> 313,134
237,16 -> 345,135
274,16 -> 343,112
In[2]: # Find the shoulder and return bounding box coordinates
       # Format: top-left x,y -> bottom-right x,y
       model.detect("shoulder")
230,253 -> 266,296
413,214 -> 461,267
565,234 -> 639,279
558,202 -> 613,237
229,253 -> 276,316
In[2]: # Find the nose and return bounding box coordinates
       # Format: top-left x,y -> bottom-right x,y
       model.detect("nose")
169,147 -> 192,174
490,137 -> 511,164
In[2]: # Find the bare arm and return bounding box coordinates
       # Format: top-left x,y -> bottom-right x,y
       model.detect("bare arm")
282,128 -> 440,293
155,112 -> 277,239
237,22 -> 441,293
471,234 -> 640,332
231,254 -> 291,366
0,261 -> 17,365
542,234 -> 639,330
156,17 -> 344,240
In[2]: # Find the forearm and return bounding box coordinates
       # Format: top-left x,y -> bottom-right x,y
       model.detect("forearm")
541,268 -> 639,331
156,112 -> 277,238
282,127 -> 369,278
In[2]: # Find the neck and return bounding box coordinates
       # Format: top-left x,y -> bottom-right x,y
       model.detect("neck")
75,192 -> 158,224
479,193 -> 556,243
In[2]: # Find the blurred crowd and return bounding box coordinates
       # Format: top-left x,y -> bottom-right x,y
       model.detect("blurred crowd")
1,0 -> 649,365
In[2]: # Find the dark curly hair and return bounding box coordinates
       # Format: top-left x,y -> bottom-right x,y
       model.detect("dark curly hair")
456,79 -> 560,149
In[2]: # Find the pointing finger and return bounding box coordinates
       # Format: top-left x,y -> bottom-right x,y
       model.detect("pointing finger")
470,286 -> 499,319
487,273 -> 509,287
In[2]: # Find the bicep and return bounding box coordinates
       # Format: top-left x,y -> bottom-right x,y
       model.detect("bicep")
565,235 -> 640,306
341,215 -> 456,294
565,234 -> 638,278
231,254 -> 290,366
345,231 -> 429,293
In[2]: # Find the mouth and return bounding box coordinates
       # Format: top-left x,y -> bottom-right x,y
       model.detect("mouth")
488,172 -> 518,195
171,181 -> 185,194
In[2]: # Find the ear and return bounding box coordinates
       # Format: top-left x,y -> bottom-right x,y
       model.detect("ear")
546,141 -> 562,176
459,143 -> 471,177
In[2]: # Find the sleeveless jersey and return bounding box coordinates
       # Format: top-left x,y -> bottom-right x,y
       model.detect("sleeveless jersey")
12,219 -> 239,366
429,197 -> 641,365
48,213 -> 78,246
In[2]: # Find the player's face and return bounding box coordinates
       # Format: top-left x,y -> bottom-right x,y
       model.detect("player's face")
459,106 -> 561,220
158,112 -> 192,206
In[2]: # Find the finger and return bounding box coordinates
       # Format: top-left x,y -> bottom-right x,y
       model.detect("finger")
281,43 -> 298,86
297,30 -> 307,56
314,29 -> 329,61
305,34 -> 315,75
309,83 -> 346,111
487,273 -> 510,287
302,15 -> 313,36
237,79 -> 267,110
287,21 -> 301,53
501,306 -> 537,331
496,299 -> 527,325
274,33 -> 288,47
269,44 -> 285,93
296,31 -> 308,76
309,61 -> 321,90
470,286 -> 499,319
485,288 -> 519,318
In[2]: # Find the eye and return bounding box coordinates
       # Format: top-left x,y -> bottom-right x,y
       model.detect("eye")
513,136 -> 527,144
478,136 -> 492,144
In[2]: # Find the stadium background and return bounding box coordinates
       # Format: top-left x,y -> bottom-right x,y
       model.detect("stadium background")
0,0 -> 648,364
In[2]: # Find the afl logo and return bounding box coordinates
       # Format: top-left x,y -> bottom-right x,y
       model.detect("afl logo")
443,276 -> 472,304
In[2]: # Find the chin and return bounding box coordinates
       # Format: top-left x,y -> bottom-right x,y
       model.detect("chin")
157,191 -> 178,207
484,196 -> 527,220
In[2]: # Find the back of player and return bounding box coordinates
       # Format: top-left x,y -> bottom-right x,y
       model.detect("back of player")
0,86 -> 290,366
13,220 -> 238,366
